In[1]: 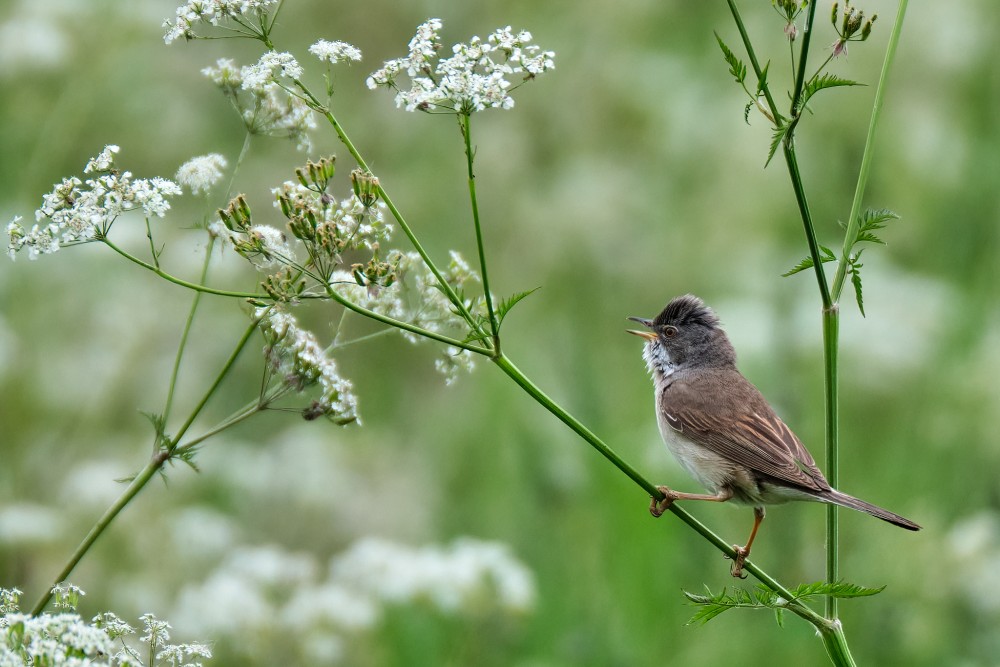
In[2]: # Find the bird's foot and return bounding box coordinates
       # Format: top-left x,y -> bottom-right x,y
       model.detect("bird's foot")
729,545 -> 750,579
649,486 -> 677,518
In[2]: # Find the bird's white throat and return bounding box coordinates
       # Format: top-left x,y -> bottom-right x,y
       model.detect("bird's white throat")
642,341 -> 676,379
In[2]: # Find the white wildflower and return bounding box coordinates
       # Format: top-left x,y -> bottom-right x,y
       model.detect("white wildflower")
256,305 -> 359,424
241,51 -> 303,93
176,153 -> 228,194
243,85 -> 316,152
368,19 -> 554,113
83,144 -> 119,173
202,57 -> 242,87
163,0 -> 279,44
309,39 -> 362,64
7,148 -> 181,261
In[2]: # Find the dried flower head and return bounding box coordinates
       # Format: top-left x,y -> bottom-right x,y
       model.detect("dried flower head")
176,153 -> 228,194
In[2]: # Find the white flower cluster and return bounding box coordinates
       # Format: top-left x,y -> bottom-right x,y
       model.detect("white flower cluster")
272,181 -> 393,253
241,51 -> 303,92
308,40 -> 362,65
202,57 -> 316,152
175,154 -> 228,195
173,538 -> 534,661
7,145 -> 182,261
256,305 -> 359,424
163,0 -> 279,44
367,20 -> 555,113
0,586 -> 211,667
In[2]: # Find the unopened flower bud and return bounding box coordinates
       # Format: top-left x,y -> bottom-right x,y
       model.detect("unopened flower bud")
831,2 -> 839,25
350,169 -> 380,207
295,168 -> 310,188
218,207 -> 233,230
861,14 -> 876,40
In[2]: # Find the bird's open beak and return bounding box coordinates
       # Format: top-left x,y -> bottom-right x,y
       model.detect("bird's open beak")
626,316 -> 657,340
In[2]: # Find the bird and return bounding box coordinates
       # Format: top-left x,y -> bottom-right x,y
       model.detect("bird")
627,294 -> 920,578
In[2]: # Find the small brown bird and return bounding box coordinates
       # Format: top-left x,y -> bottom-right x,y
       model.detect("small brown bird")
628,295 -> 920,578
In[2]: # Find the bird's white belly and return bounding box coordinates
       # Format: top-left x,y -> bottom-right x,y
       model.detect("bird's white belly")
655,408 -> 735,495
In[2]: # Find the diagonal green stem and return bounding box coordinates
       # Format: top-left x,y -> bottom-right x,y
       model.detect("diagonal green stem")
790,0 -> 820,113
164,238 -> 215,423
831,0 -> 909,301
460,113 -> 499,347
31,320 -> 259,614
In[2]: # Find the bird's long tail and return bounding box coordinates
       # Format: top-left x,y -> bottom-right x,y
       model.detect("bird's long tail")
821,489 -> 921,531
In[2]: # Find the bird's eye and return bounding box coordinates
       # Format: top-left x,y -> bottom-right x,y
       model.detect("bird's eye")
662,325 -> 678,337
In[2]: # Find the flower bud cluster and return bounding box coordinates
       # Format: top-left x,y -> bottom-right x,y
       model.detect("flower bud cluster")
830,1 -> 877,57
367,19 -> 555,114
7,145 -> 181,261
214,195 -> 294,270
772,0 -> 808,41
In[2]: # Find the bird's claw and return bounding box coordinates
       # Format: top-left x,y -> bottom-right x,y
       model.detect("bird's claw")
729,545 -> 750,579
649,485 -> 676,518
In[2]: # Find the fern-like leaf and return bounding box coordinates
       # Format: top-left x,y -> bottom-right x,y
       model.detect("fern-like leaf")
714,33 -> 746,85
790,580 -> 886,601
496,287 -> 541,330
849,250 -> 865,317
797,73 -> 862,112
782,245 -> 837,277
766,122 -> 790,166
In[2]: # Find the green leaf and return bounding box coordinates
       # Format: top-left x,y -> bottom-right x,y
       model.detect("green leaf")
755,61 -> 771,97
855,230 -> 885,245
790,580 -> 886,601
782,245 -> 837,277
744,101 -> 753,125
496,287 -> 541,330
797,73 -> 863,112
849,251 -> 866,317
766,122 -> 790,166
714,33 -> 746,85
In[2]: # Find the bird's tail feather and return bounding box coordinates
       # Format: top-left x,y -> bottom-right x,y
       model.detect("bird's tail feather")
821,490 -> 921,531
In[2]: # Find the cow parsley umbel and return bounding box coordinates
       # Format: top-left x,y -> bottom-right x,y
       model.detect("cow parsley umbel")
367,20 -> 555,113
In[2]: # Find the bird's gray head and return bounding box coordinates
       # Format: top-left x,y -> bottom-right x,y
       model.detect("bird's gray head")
627,294 -> 736,378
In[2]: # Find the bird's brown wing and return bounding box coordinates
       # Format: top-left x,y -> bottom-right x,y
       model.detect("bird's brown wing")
660,372 -> 831,493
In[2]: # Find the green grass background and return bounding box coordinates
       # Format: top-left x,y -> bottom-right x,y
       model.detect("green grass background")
1,0 -> 998,664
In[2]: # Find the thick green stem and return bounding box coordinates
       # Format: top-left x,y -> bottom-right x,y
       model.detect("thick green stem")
823,306 -> 841,619
819,620 -> 858,667
460,113 -> 499,347
831,0 -> 909,301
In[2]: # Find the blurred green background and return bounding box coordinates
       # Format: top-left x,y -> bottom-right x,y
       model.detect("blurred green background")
1,0 -> 998,664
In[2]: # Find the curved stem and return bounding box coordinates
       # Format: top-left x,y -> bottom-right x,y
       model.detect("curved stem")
831,0 -> 909,301
460,113 -> 499,348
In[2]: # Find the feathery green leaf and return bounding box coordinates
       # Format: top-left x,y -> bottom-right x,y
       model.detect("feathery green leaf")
782,245 -> 837,277
496,287 -> 541,330
715,33 -> 747,84
797,73 -> 862,112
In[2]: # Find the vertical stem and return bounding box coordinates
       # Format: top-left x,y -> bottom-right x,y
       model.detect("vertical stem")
783,141 -> 833,308
460,113 -> 499,347
790,0 -> 819,113
820,620 -> 857,667
823,306 -> 841,619
831,0 -> 909,301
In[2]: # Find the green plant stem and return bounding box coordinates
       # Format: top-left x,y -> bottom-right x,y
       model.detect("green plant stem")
819,621 -> 858,667
724,0 -> 782,123
170,320 -> 258,448
782,142 -> 833,308
790,0 -> 820,113
29,456 -> 161,615
31,320 -> 259,614
831,0 -> 909,301
294,82 -> 488,342
164,238 -> 215,423
823,306 -> 840,619
460,113 -> 500,348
